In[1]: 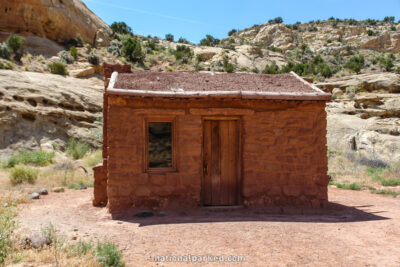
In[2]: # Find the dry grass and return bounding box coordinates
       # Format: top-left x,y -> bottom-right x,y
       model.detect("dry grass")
328,149 -> 400,196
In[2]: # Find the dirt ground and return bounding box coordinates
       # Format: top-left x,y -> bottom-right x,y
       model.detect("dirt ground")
16,187 -> 400,266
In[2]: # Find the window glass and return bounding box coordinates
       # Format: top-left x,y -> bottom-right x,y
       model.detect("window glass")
148,122 -> 172,168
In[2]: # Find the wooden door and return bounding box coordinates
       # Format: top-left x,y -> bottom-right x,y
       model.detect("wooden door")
202,119 -> 239,206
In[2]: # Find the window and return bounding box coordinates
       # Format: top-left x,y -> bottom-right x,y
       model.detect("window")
147,121 -> 173,169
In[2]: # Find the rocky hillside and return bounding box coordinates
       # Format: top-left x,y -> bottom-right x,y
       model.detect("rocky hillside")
0,70 -> 103,158
0,0 -> 111,55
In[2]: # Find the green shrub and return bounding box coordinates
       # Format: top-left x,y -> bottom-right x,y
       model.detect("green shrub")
75,34 -> 84,47
87,51 -> 100,65
335,182 -> 361,190
6,150 -> 55,168
368,187 -> 398,197
66,139 -> 90,159
68,240 -> 94,257
199,35 -> 220,47
0,43 -> 11,59
383,16 -> 395,23
380,179 -> 400,186
395,67 -> 400,74
379,56 -> 394,71
345,55 -> 365,73
69,46 -> 79,59
122,36 -> 145,63
0,60 -> 13,70
58,50 -> 74,64
110,22 -> 132,35
6,34 -> 25,53
263,64 -> 280,74
367,29 -> 376,36
228,29 -> 237,36
223,56 -> 234,73
165,33 -> 174,42
171,45 -> 192,62
0,197 -> 17,265
49,62 -> 68,75
107,40 -> 122,56
177,37 -> 189,44
9,165 -> 38,185
268,17 -> 283,24
96,241 -> 125,267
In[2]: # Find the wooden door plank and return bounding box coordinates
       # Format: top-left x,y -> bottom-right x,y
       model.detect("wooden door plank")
228,120 -> 238,204
219,120 -> 230,205
202,120 -> 212,205
210,121 -> 221,205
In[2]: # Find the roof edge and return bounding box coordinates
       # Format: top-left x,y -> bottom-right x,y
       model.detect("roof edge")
107,71 -> 118,90
289,71 -> 331,96
107,88 -> 331,101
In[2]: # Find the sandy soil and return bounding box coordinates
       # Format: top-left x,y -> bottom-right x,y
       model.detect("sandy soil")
16,187 -> 400,266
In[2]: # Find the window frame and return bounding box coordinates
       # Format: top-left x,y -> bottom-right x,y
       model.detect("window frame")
144,116 -> 177,173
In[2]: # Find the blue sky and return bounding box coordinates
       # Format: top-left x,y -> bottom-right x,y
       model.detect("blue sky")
83,0 -> 399,44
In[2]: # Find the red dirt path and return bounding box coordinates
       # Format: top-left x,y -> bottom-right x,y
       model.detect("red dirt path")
17,188 -> 400,266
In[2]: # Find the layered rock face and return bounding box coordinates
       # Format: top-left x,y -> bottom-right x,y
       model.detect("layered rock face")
0,70 -> 103,158
0,0 -> 111,46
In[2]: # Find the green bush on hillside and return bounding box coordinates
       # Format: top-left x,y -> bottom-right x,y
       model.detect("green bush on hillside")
49,62 -> 68,75
121,36 -> 145,63
66,139 -> 90,160
110,22 -> 132,35
6,34 -> 25,53
87,51 -> 100,65
0,43 -> 11,59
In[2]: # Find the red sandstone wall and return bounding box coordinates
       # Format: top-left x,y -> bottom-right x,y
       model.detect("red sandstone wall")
105,96 -> 329,212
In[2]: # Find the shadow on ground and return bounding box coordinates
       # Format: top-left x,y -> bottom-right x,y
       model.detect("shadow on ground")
113,202 -> 389,227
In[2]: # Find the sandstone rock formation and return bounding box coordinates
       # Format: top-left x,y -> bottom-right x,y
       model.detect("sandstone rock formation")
0,70 -> 103,159
317,73 -> 400,93
0,0 -> 111,47
327,94 -> 400,162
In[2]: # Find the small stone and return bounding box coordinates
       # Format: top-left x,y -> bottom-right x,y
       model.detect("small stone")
71,236 -> 77,240
39,188 -> 48,195
52,187 -> 64,193
80,185 -> 87,190
30,192 -> 40,199
73,228 -> 78,232
133,210 -> 154,218
24,233 -> 51,249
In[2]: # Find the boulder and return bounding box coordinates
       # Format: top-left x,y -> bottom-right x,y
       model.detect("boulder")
52,187 -> 64,193
332,88 -> 343,98
39,188 -> 48,195
30,192 -> 40,199
24,233 -> 51,249
316,73 -> 400,93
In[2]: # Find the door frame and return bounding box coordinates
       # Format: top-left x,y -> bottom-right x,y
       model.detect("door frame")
201,116 -> 243,206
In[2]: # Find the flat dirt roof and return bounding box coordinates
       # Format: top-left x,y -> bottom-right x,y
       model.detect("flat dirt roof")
108,71 -> 331,101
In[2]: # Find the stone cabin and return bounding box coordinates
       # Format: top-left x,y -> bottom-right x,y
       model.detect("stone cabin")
93,64 -> 331,214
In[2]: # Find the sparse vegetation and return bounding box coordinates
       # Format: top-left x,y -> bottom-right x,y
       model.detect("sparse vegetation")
96,241 -> 125,267
0,196 -> 18,265
199,35 -> 220,47
223,56 -> 235,73
69,46 -> 79,59
345,55 -> 365,74
111,22 -> 132,35
6,34 -> 25,53
228,29 -> 237,36
171,45 -> 192,63
0,43 -> 11,59
49,62 -> 68,75
6,150 -> 55,168
165,33 -> 174,42
66,139 -> 90,160
87,51 -> 100,65
58,50 -> 74,64
122,36 -> 145,63
9,165 -> 39,185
